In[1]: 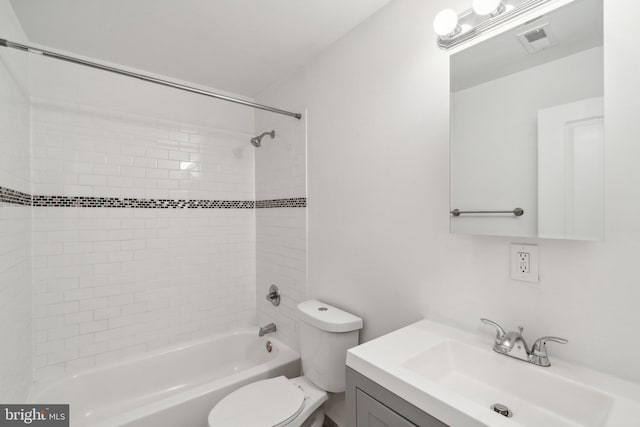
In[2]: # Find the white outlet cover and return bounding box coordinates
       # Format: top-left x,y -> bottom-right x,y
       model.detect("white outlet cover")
510,244 -> 539,283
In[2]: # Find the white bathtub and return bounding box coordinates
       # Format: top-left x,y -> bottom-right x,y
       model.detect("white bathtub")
29,330 -> 300,427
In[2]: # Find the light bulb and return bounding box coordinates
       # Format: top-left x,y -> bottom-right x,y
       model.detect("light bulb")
473,0 -> 504,16
433,9 -> 459,37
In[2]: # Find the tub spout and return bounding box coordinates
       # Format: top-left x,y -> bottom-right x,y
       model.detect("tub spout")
258,323 -> 277,337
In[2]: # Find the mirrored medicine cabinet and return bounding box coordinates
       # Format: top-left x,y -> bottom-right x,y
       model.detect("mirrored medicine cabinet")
449,0 -> 604,240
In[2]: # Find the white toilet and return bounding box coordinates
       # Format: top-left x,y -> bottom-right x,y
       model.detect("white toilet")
208,300 -> 363,427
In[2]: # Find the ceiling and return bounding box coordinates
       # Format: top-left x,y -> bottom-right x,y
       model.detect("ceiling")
451,0 -> 603,92
10,0 -> 392,97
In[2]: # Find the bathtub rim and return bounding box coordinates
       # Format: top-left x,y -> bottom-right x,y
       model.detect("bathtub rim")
27,328 -> 299,402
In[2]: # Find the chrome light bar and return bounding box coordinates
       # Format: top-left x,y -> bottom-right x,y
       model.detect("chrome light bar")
435,0 -> 559,50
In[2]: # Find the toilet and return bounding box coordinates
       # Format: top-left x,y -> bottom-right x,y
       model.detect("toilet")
208,300 -> 363,427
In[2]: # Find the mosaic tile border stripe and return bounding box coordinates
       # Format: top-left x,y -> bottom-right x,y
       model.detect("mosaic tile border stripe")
256,198 -> 307,208
31,196 -> 256,209
1,185 -> 305,209
0,186 -> 32,206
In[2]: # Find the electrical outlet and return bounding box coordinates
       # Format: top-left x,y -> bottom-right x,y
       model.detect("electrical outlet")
518,252 -> 530,273
510,244 -> 538,283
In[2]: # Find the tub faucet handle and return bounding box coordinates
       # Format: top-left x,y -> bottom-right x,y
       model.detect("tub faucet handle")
266,284 -> 281,306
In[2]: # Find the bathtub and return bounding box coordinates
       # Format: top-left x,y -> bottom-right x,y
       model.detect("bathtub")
29,330 -> 300,427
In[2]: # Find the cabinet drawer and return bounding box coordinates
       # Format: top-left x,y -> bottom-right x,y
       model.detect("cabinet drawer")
356,389 -> 417,427
347,367 -> 448,427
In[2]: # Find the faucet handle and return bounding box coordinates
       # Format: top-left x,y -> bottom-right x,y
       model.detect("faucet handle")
265,284 -> 281,306
480,318 -> 506,344
531,336 -> 568,356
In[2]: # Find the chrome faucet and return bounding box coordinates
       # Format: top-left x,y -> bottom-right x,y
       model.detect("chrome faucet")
258,323 -> 277,337
481,318 -> 567,367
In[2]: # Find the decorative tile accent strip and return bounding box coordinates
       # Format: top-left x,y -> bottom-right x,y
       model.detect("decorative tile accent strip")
256,198 -> 307,208
0,186 -> 32,206
31,196 -> 255,209
1,185 -> 306,209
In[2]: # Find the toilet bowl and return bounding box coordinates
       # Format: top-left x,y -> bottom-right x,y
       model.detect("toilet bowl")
208,300 -> 363,427
208,376 -> 327,427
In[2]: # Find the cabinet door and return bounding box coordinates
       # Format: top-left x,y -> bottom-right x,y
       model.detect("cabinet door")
356,389 -> 417,427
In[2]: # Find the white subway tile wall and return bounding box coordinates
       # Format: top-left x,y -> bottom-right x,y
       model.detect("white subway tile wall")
0,24 -> 32,400
256,208 -> 306,350
0,79 -> 30,194
31,100 -> 255,201
255,111 -> 307,200
255,110 -> 307,350
32,207 -> 256,379
31,100 -> 257,380
0,205 -> 32,400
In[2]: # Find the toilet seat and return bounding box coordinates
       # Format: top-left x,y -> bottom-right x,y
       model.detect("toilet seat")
208,376 -> 305,427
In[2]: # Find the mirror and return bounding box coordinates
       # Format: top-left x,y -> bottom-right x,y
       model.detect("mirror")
450,0 -> 604,240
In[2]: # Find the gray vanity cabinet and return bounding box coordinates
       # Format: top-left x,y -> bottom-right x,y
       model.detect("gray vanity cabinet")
346,367 -> 448,427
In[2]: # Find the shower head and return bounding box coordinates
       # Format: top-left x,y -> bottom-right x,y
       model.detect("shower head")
251,130 -> 275,148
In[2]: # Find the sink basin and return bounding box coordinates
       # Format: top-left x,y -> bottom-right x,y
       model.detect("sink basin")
346,319 -> 640,427
403,340 -> 613,427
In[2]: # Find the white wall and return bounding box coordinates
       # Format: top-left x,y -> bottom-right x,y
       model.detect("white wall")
28,51 -> 258,380
451,47 -> 603,237
0,0 -> 32,402
257,0 -> 640,383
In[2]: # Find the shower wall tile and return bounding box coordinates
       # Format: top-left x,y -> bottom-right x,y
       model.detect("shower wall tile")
255,110 -> 306,200
256,208 -> 306,351
0,206 -> 32,399
0,2 -> 32,402
0,74 -> 31,195
31,100 -> 255,201
30,101 -> 257,380
32,207 -> 256,380
255,109 -> 307,351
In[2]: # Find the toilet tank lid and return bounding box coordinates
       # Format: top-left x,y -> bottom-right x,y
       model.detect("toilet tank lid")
297,300 -> 363,333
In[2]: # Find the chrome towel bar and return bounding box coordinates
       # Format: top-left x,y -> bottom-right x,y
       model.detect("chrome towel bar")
450,208 -> 524,217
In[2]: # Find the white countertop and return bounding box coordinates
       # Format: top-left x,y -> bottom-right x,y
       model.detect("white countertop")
346,319 -> 640,427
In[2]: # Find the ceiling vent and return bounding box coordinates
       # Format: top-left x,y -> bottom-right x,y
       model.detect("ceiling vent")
517,23 -> 558,54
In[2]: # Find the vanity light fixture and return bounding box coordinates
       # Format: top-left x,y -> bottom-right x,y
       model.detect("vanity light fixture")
473,0 -> 506,16
434,0 -> 556,50
433,9 -> 461,38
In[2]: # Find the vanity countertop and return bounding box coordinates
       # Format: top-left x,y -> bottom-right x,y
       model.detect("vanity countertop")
346,319 -> 640,427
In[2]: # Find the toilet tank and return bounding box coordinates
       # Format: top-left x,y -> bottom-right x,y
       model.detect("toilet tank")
297,300 -> 363,393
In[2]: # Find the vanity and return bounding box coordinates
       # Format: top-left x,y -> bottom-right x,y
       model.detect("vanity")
345,319 -> 640,427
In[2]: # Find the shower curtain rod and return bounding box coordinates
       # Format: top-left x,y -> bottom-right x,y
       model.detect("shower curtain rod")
0,38 -> 302,120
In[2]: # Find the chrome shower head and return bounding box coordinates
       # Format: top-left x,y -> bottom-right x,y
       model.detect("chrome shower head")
251,130 -> 275,148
